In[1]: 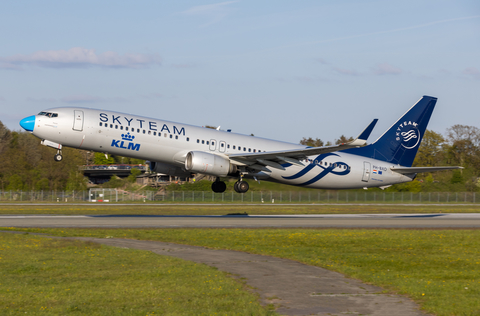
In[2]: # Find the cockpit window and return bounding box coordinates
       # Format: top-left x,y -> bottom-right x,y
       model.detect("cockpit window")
38,112 -> 58,118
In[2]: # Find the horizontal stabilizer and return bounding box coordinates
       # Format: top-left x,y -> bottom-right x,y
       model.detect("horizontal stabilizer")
391,166 -> 463,174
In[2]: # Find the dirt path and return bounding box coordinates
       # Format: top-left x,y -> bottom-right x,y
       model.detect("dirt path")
74,237 -> 428,316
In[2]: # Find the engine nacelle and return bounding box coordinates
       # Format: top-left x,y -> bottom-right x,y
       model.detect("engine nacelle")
185,151 -> 236,177
147,161 -> 192,178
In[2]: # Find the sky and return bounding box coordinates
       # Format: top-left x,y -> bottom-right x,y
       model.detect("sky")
1,0 -> 479,144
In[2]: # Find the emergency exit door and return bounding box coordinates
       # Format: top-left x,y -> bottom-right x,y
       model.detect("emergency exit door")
362,162 -> 371,182
73,110 -> 84,131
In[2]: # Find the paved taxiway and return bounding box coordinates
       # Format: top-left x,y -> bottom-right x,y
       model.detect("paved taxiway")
2,213 -> 480,228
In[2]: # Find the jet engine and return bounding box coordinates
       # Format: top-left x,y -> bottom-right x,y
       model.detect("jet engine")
147,161 -> 192,178
185,151 -> 237,177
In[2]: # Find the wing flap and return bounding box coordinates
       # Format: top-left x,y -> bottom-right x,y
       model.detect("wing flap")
228,118 -> 379,166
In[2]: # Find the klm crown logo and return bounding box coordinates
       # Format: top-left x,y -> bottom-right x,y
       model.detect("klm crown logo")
111,132 -> 141,151
121,133 -> 135,141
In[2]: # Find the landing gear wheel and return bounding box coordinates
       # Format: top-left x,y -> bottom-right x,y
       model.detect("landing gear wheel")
234,180 -> 249,193
211,180 -> 226,193
54,154 -> 63,162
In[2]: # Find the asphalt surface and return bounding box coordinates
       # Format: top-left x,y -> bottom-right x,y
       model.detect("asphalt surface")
2,213 -> 480,228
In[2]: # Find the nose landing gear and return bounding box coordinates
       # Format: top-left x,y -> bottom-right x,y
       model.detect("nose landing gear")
54,149 -> 63,162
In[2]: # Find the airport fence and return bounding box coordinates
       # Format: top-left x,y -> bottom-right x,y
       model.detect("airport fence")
0,190 -> 479,204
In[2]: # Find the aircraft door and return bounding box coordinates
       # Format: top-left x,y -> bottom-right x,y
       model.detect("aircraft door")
362,162 -> 371,182
73,110 -> 84,131
209,139 -> 217,151
219,141 -> 226,153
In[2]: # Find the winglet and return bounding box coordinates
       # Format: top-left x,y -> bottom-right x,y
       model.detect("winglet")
357,119 -> 378,141
344,119 -> 378,147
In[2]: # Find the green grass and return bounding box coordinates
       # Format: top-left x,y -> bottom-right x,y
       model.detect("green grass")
0,232 -> 275,315
4,228 -> 480,315
1,204 -> 480,215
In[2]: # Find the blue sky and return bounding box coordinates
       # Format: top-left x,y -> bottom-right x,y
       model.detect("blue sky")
1,0 -> 479,144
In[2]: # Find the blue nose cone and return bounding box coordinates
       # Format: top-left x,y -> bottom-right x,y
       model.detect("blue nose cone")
20,115 -> 35,132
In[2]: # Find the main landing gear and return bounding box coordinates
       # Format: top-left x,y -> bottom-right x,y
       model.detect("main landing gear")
234,180 -> 249,193
211,177 -> 249,193
211,178 -> 227,193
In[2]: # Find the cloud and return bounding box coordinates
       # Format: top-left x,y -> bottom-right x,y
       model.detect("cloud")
463,67 -> 480,80
372,63 -> 402,75
0,96 -> 5,102
333,67 -> 359,76
0,47 -> 161,69
181,1 -> 238,26
315,58 -> 328,65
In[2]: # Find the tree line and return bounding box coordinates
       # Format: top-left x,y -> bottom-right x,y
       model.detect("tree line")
1,120 -> 479,192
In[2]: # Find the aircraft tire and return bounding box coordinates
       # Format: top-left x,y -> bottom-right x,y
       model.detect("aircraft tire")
54,154 -> 63,162
211,181 -> 227,193
235,181 -> 249,193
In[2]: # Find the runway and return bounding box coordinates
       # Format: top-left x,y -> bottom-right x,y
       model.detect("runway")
2,213 -> 480,228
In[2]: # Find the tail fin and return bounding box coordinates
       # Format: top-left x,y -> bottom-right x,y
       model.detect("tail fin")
348,96 -> 437,167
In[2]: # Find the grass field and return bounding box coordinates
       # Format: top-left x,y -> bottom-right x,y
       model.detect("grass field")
2,227 -> 479,316
0,232 -> 275,315
1,203 -> 480,215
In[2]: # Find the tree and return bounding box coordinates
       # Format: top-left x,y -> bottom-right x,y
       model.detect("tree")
300,137 -> 324,147
445,125 -> 480,167
413,130 -> 446,167
93,152 -> 115,164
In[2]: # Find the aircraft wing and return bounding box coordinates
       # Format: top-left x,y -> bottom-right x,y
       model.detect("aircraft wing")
391,166 -> 463,174
228,119 -> 378,170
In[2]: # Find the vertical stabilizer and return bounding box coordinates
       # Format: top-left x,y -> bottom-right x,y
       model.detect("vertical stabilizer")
346,96 -> 437,167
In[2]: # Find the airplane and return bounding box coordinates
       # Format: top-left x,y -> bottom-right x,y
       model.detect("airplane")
19,95 -> 462,193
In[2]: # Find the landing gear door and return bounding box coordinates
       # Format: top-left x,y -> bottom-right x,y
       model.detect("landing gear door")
362,161 -> 371,182
73,110 -> 84,131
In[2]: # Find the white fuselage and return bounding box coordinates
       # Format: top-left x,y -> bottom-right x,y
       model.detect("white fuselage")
27,107 -> 414,189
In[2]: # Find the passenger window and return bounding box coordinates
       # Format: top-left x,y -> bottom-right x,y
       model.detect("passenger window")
243,147 -> 246,151
115,125 -> 118,129
170,134 -> 173,139
248,148 -> 251,152
175,135 -> 178,140
148,131 -> 151,135
202,140 -> 205,144
197,139 -> 200,143
221,143 -> 224,147
153,132 -> 156,136
227,144 -> 230,149
99,122 -> 103,127
137,129 -> 140,133
206,141 -> 209,145
187,137 -> 190,142
233,145 -> 236,149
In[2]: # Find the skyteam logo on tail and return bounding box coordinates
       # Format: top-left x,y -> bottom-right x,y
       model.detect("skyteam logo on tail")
396,121 -> 420,149
111,133 -> 141,151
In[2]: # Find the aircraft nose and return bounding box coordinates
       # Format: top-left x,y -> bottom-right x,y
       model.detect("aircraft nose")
20,115 -> 35,132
